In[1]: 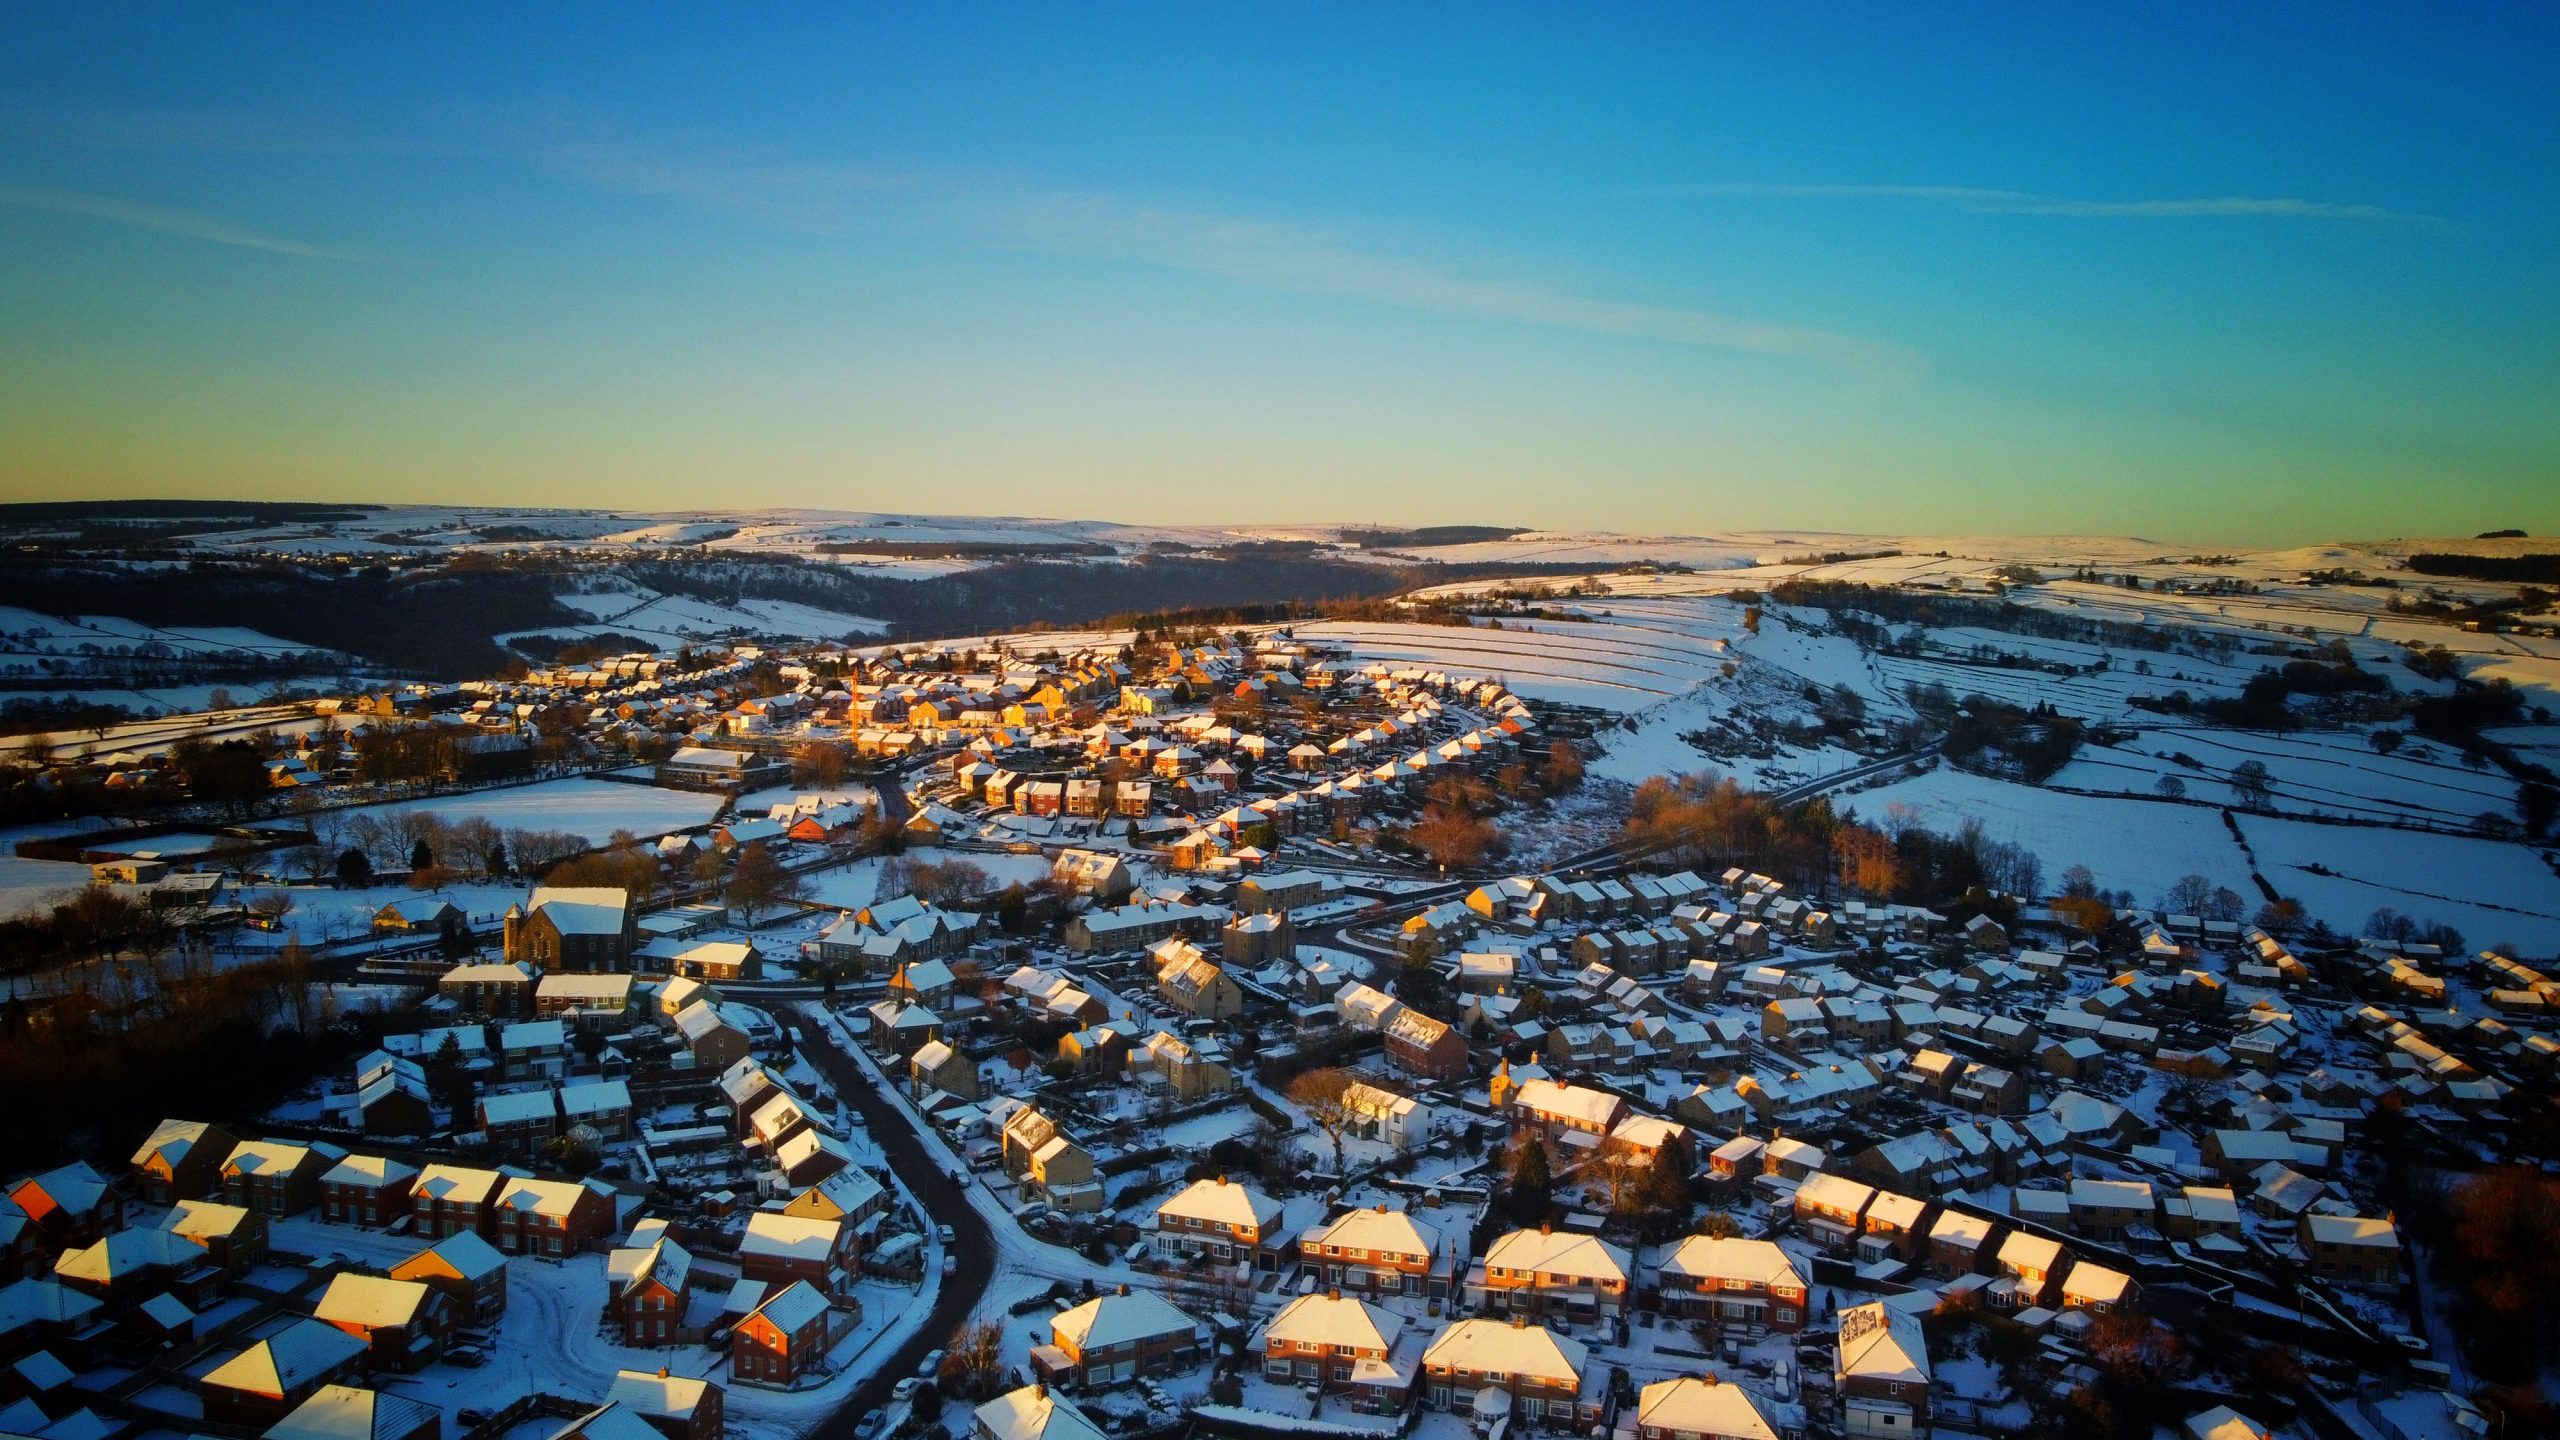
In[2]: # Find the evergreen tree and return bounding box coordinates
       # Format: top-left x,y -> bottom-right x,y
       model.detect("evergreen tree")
1505,1137 -> 1554,1226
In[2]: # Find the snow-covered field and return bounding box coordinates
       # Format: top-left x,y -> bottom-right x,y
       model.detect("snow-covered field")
1838,765 -> 2257,905
1295,617 -> 1730,710
0,852 -> 92,919
0,605 -> 340,660
2237,815 -> 2560,954
2055,728 -> 2517,829
341,779 -> 727,846
508,582 -> 885,648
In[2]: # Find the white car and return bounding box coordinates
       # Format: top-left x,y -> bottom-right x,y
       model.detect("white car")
937,1224 -> 955,1243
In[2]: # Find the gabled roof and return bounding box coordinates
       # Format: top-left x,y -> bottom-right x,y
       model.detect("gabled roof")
746,1279 -> 831,1333
314,1273 -> 434,1329
607,1370 -> 715,1420
130,1118 -> 222,1170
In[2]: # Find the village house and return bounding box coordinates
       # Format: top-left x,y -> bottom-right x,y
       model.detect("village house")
1002,1109 -> 1103,1214
410,1164 -> 504,1240
973,1384 -> 1109,1440
1383,1007 -> 1468,1081
605,1222 -> 695,1347
128,1119 -> 236,1206
319,1156 -> 417,1229
198,1318 -> 370,1426
439,962 -> 535,1019
221,1140 -> 343,1219
607,1369 -> 725,1440
164,1199 -> 268,1273
737,1212 -> 856,1299
1153,940 -> 1245,1020
266,1385 -> 443,1440
537,972 -> 637,1026
492,1175 -> 618,1256
2300,1214 -> 2400,1289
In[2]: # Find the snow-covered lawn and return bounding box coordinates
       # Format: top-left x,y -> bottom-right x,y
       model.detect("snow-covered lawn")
2237,815 -> 2560,955
342,779 -> 727,846
0,852 -> 92,919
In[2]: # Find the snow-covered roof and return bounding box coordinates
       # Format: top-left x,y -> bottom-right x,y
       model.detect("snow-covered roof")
1157,1176 -> 1282,1232
1302,1205 -> 1437,1260
1837,1300 -> 1929,1385
975,1386 -> 1110,1440
1636,1377 -> 1778,1440
527,886 -> 629,935
1420,1318 -> 1586,1383
1658,1235 -> 1801,1290
203,1318 -> 368,1395
130,1118 -> 219,1169
1053,1289 -> 1202,1354
314,1273 -> 434,1329
740,1211 -> 841,1263
268,1385 -> 443,1440
1266,1291 -> 1405,1354
1482,1227 -> 1629,1283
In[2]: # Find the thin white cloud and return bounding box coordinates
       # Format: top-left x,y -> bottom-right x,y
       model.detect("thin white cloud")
0,182 -> 351,258
523,134 -> 1916,380
1689,182 -> 2443,225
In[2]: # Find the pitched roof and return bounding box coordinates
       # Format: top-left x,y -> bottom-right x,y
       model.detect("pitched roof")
1658,1236 -> 1802,1290
1836,1301 -> 1929,1385
1156,1177 -> 1282,1232
314,1274 -> 434,1329
1302,1206 -> 1437,1260
1420,1318 -> 1586,1383
202,1318 -> 368,1395
267,1385 -> 443,1440
1636,1377 -> 1778,1440
974,1386 -> 1110,1440
747,1279 -> 831,1333
1265,1292 -> 1404,1354
1482,1228 -> 1629,1283
1053,1290 -> 1202,1353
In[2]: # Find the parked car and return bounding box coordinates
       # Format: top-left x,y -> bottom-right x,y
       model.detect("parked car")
446,1346 -> 488,1369
943,1256 -> 957,1277
937,1224 -> 955,1243
892,1379 -> 922,1403
856,1412 -> 886,1438
917,1349 -> 946,1379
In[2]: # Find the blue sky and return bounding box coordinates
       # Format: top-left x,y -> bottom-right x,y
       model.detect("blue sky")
2,4 -> 2554,542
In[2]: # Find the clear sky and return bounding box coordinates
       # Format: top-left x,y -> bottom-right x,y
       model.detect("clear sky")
2,4 -> 2554,543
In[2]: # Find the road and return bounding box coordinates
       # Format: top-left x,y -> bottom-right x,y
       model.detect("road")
786,1008 -> 996,1439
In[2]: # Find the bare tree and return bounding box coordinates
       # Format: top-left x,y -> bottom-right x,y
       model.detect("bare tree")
1288,1067 -> 1359,1175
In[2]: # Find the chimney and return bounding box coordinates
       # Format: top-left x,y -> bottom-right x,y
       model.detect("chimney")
1510,1314 -> 1526,1328
658,1367 -> 669,1379
1328,1287 -> 1341,1301
1376,1202 -> 1388,1213
1540,1222 -> 1551,1235
1702,1373 -> 1717,1386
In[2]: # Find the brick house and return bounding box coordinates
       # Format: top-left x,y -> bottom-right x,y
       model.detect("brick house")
267,1385 -> 442,1440
1151,1176 -> 1290,1271
129,1119 -> 236,1206
1383,1008 -> 1468,1081
220,1141 -> 344,1219
1037,1287 -> 1205,1387
388,1230 -> 509,1325
438,962 -> 536,1019
1925,1211 -> 1998,1280
411,1165 -> 504,1240
1300,1205 -> 1447,1299
321,1156 -> 419,1228
312,1273 -> 454,1371
1636,1375 -> 1783,1440
1654,1236 -> 1806,1334
164,1199 -> 269,1273
607,1370 -> 725,1440
731,1280 -> 834,1388
198,1318 -> 370,1426
1468,1227 -> 1632,1323
492,1176 -> 618,1256
605,1223 -> 695,1347
737,1212 -> 855,1298
1262,1291 -> 1413,1414
1420,1317 -> 1604,1427
2300,1214 -> 2400,1289
1792,1173 -> 1876,1254
1835,1301 -> 1930,1438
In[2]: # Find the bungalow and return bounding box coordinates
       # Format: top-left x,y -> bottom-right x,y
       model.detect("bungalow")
377,899 -> 466,944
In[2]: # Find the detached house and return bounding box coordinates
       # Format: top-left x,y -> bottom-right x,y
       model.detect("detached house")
312,1274 -> 453,1371
738,1212 -> 855,1299
605,1222 -> 695,1347
221,1141 -> 343,1219
199,1318 -> 370,1426
388,1230 -> 509,1326
129,1119 -> 235,1206
731,1280 -> 835,1388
